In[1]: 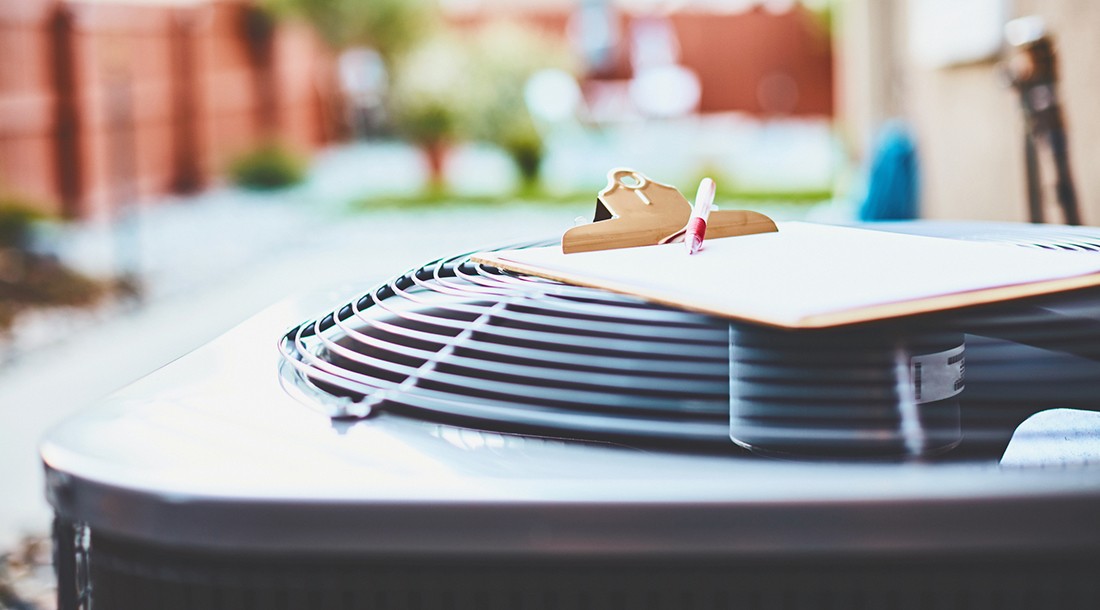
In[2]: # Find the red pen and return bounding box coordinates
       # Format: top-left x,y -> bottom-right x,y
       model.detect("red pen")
686,177 -> 715,255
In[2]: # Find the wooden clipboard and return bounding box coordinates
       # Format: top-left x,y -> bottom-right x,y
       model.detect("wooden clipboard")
476,217 -> 1100,329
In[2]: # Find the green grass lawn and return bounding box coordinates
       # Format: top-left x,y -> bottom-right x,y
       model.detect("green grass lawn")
351,185 -> 832,212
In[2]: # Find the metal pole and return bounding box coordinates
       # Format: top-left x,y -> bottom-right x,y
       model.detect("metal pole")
1006,17 -> 1082,225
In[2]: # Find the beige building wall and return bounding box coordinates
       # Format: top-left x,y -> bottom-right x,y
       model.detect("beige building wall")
907,58 -> 1025,221
834,0 -> 904,157
839,0 -> 1100,224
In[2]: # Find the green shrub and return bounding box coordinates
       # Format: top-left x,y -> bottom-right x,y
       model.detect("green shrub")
464,21 -> 575,190
501,123 -> 544,189
0,197 -> 112,333
229,143 -> 307,190
0,199 -> 47,248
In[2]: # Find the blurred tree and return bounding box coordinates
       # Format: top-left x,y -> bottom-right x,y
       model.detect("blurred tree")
465,21 -> 575,191
262,1 -> 576,195
387,22 -> 575,193
262,0 -> 444,182
260,0 -> 438,66
387,34 -> 476,190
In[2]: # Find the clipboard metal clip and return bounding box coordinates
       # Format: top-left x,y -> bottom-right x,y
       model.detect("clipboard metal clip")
561,168 -> 778,254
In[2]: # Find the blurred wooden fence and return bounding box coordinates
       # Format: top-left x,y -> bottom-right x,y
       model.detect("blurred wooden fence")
673,8 -> 832,116
0,0 -> 329,219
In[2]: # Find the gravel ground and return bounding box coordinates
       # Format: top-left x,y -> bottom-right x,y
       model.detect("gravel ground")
0,536 -> 53,610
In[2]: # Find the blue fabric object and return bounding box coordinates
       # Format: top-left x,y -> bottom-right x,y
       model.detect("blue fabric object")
859,122 -> 919,221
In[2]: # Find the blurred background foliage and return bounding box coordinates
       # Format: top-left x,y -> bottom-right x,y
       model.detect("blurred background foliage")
0,198 -> 108,334
465,21 -> 575,190
228,142 -> 308,191
0,202 -> 45,251
386,31 -> 475,187
259,0 -> 574,194
259,0 -> 438,65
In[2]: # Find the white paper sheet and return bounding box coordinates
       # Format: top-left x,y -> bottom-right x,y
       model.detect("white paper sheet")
476,222 -> 1100,328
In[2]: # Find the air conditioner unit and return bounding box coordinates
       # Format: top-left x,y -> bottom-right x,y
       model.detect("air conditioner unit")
41,221 -> 1100,610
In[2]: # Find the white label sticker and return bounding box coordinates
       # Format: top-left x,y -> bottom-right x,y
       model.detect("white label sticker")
910,345 -> 965,404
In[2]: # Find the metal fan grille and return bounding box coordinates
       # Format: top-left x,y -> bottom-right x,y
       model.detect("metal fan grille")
280,240 -> 735,447
281,224 -> 1100,456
